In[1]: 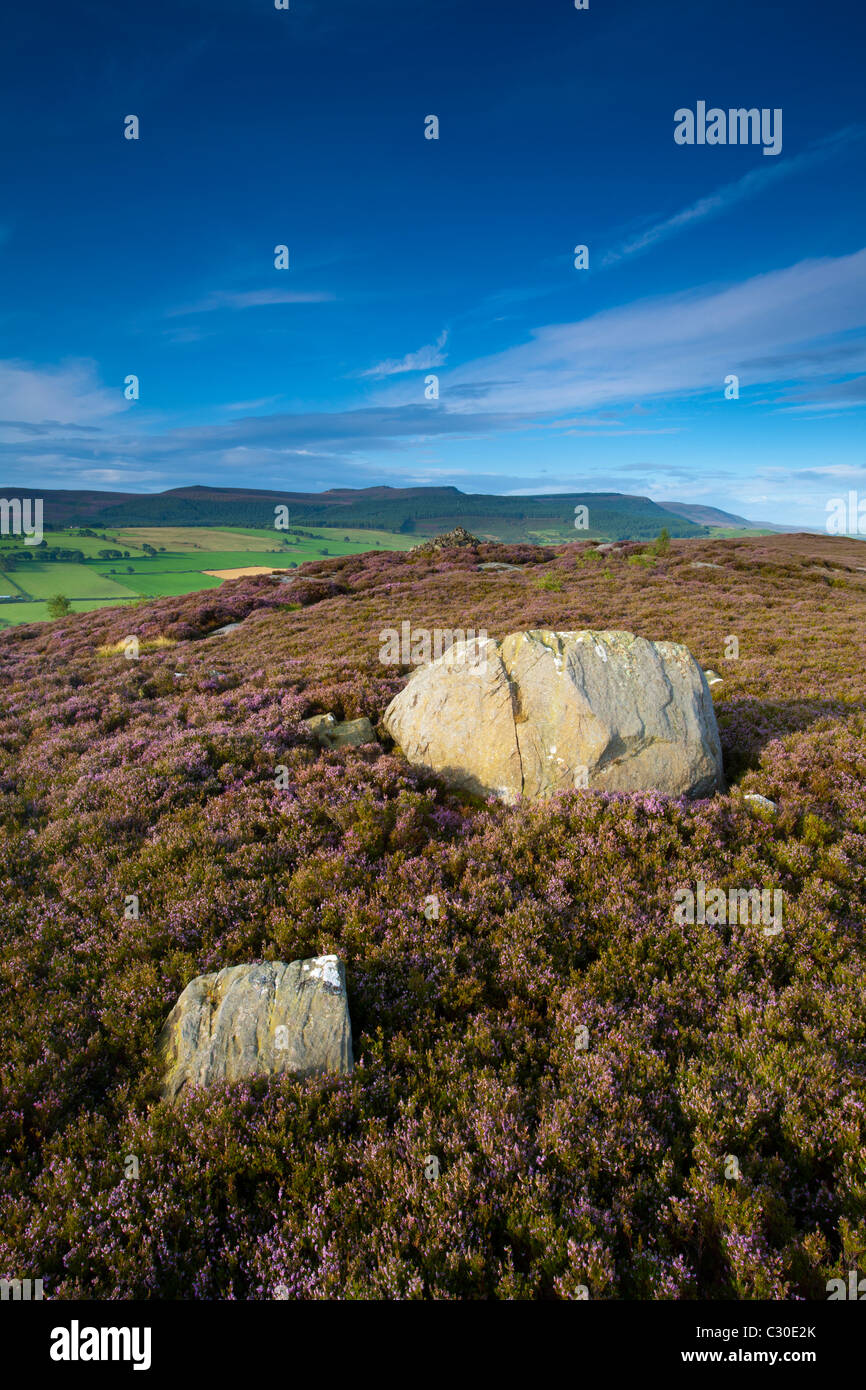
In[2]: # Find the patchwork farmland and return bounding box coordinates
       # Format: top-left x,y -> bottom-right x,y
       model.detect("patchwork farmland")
0,525 -> 416,625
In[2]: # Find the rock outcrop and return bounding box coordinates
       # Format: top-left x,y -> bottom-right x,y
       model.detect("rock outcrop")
158,956 -> 353,1101
382,628 -> 724,803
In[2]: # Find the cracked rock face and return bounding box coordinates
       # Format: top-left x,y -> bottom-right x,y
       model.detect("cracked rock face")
157,957 -> 353,1101
382,629 -> 725,803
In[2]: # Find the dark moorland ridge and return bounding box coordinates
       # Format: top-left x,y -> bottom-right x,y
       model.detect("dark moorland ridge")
1,530 -> 864,1299
0,483 -> 771,539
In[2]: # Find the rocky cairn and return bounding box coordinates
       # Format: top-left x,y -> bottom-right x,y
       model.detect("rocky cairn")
411,526 -> 481,552
383,628 -> 725,803
158,956 -> 353,1101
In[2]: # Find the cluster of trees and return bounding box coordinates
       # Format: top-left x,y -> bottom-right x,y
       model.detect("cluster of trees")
0,547 -> 87,570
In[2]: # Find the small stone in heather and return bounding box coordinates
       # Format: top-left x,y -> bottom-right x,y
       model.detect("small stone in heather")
158,957 -> 354,1101
744,793 -> 778,814
305,713 -> 376,748
327,716 -> 376,748
305,713 -> 336,739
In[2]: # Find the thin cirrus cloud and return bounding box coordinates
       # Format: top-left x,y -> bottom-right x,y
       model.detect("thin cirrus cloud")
405,248 -> 866,417
602,127 -> 864,267
167,288 -> 336,316
358,329 -> 449,379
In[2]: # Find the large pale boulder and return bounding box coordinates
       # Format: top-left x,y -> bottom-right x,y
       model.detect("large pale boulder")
158,956 -> 353,1101
382,636 -> 522,802
382,629 -> 724,803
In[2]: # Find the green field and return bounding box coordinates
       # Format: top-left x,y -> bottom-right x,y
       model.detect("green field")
8,563 -> 138,600
115,527 -> 282,553
0,525 -> 415,624
117,570 -> 225,597
201,525 -> 417,550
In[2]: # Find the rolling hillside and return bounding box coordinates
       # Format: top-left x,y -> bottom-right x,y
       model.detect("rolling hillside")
0,485 -> 719,542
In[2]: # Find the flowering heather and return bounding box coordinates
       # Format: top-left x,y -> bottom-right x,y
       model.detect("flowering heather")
0,533 -> 864,1299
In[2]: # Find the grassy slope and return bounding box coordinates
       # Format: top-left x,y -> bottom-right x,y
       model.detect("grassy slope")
0,531 -> 863,1299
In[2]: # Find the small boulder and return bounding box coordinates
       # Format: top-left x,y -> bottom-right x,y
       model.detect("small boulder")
305,712 -> 337,739
744,793 -> 777,814
158,957 -> 353,1101
305,714 -> 376,748
703,669 -> 723,687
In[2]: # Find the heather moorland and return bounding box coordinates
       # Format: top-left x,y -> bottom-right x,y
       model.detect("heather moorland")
0,531 -> 864,1299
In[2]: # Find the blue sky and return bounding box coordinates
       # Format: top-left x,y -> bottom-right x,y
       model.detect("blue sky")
1,0 -> 864,525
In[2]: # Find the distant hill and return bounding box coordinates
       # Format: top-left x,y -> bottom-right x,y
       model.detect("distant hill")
658,501 -> 757,529
660,501 -> 818,534
1,484 -> 712,542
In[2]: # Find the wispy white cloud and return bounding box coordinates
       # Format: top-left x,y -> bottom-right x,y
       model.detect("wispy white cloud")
0,358 -> 126,430
221,394 -> 285,412
400,248 -> 866,417
359,329 -> 448,378
603,127 -> 864,267
168,288 -> 335,316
